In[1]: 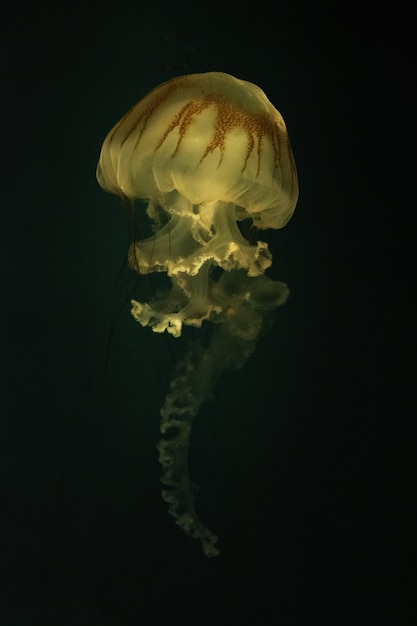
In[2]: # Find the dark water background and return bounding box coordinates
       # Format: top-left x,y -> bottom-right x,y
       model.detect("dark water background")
1,2 -> 412,624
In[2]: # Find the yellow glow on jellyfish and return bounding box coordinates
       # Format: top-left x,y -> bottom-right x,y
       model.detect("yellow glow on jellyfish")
97,72 -> 298,557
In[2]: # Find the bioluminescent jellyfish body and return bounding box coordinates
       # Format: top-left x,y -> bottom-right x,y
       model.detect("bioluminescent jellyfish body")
97,72 -> 298,557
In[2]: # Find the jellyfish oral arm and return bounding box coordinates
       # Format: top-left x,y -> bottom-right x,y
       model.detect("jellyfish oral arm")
155,269 -> 289,557
130,200 -> 274,337
157,348 -> 220,558
130,200 -> 273,278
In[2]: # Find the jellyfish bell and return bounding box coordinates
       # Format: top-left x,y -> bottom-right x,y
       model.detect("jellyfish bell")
97,71 -> 297,223
97,72 -> 298,557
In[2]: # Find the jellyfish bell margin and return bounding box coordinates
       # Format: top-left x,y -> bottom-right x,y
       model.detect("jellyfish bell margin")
96,71 -> 298,557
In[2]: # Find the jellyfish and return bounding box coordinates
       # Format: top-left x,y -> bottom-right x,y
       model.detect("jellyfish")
96,71 -> 298,557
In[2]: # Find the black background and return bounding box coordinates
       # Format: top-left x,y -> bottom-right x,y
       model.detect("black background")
1,2 -> 413,625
